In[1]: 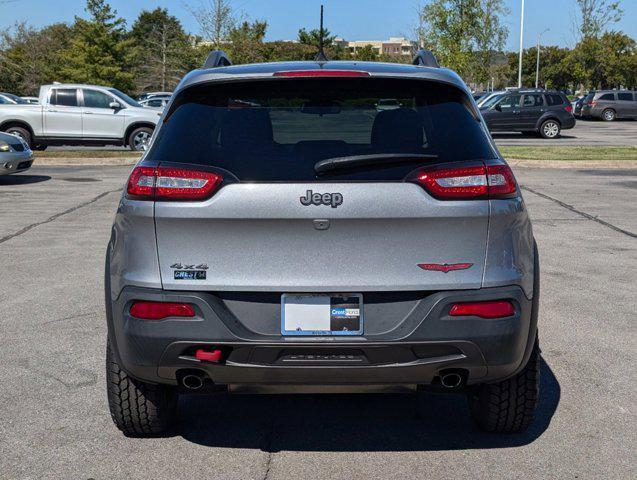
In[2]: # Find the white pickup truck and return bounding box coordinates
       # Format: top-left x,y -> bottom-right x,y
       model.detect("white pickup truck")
0,84 -> 162,151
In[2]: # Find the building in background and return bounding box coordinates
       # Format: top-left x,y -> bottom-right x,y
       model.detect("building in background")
334,37 -> 417,57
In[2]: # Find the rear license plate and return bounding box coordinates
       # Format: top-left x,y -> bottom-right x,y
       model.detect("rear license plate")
281,294 -> 363,336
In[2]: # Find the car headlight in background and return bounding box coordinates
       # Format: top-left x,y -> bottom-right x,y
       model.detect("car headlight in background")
0,140 -> 11,152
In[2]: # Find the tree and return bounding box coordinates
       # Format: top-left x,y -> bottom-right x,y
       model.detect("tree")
59,0 -> 135,91
353,44 -> 378,61
297,27 -> 336,49
0,22 -> 73,95
129,8 -> 190,92
416,0 -> 508,84
186,0 -> 236,47
224,20 -> 267,64
574,0 -> 623,40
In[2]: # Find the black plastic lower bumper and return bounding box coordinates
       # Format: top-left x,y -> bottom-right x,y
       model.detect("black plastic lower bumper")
106,284 -> 537,387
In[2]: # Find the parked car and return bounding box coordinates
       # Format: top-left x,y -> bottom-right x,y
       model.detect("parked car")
0,84 -> 160,150
105,50 -> 540,436
138,91 -> 172,101
476,90 -> 504,108
0,92 -> 28,104
139,97 -> 169,110
480,88 -> 575,138
21,96 -> 40,105
580,90 -> 637,121
0,130 -> 33,176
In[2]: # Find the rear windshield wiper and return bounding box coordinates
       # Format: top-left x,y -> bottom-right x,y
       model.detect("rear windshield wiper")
314,153 -> 438,175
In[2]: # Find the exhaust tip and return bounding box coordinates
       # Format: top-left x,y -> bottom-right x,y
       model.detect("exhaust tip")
439,372 -> 464,389
182,374 -> 204,390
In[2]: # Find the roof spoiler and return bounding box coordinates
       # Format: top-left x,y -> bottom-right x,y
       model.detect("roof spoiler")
203,50 -> 232,69
412,49 -> 440,68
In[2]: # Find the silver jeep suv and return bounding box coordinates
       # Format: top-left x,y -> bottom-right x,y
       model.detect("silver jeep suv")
105,50 -> 540,436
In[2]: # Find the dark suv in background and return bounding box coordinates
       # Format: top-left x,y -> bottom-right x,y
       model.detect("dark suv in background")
480,89 -> 575,138
581,90 -> 637,121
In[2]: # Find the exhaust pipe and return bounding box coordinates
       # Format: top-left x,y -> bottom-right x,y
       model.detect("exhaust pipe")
440,372 -> 463,389
182,373 -> 204,390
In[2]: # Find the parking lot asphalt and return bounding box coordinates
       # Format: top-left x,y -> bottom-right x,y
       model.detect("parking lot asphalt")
492,118 -> 637,146
1,165 -> 635,479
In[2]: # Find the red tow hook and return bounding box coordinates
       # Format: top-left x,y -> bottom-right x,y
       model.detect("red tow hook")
195,349 -> 222,362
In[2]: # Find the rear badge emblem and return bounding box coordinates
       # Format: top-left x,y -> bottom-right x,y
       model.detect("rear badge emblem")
418,263 -> 473,273
170,263 -> 208,280
300,190 -> 343,208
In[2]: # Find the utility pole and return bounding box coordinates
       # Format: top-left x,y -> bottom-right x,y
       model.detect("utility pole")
535,28 -> 549,88
517,0 -> 525,88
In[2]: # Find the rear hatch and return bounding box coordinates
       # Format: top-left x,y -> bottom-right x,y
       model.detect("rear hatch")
142,76 -> 499,292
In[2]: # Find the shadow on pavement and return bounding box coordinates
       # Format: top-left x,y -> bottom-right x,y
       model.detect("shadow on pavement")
491,132 -> 576,140
0,174 -> 51,185
178,357 -> 560,452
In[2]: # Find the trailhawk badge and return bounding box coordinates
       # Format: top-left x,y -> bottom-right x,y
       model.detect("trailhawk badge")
300,190 -> 343,208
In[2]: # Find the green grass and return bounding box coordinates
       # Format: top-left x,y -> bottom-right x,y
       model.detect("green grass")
499,146 -> 637,161
33,146 -> 637,162
35,150 -> 141,158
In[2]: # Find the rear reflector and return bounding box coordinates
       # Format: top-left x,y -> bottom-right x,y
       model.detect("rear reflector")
273,70 -> 370,77
418,263 -> 473,273
449,300 -> 515,319
130,301 -> 196,320
195,349 -> 223,362
127,166 -> 222,201
413,163 -> 517,200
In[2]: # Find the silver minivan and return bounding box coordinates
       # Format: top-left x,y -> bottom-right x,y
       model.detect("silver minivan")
105,51 -> 540,436
581,90 -> 637,121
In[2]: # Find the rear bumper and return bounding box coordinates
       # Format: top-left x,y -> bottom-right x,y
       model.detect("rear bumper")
107,285 -> 538,387
561,115 -> 576,129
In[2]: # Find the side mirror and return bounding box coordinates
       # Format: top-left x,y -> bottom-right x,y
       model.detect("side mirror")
109,101 -> 122,110
494,104 -> 502,112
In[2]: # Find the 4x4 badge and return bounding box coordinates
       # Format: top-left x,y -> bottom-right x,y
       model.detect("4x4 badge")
300,190 -> 343,208
170,263 -> 209,270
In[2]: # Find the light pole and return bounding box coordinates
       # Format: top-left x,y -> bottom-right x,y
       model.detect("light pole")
517,0 -> 525,88
535,28 -> 550,88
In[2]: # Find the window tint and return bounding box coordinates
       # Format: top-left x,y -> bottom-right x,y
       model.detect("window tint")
83,89 -> 113,108
51,89 -> 78,107
546,94 -> 564,106
148,99 -> 164,107
599,93 -> 615,101
522,94 -> 544,107
617,92 -> 633,101
496,95 -> 521,109
147,78 -> 496,182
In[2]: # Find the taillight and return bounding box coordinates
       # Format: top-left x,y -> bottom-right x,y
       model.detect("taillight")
127,166 -> 223,201
130,301 -> 196,320
565,105 -> 573,113
449,300 -> 515,319
273,70 -> 370,77
589,101 -> 597,107
413,164 -> 517,200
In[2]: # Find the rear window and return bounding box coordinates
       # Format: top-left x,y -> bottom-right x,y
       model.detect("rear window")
546,94 -> 565,106
148,78 -> 496,181
50,89 -> 78,107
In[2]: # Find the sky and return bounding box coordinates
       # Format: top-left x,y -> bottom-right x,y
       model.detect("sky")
1,0 -> 636,51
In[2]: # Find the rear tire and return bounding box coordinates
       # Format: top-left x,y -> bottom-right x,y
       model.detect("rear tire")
467,341 -> 540,433
602,109 -> 616,122
539,120 -> 560,139
3,126 -> 32,147
128,126 -> 153,151
106,339 -> 177,436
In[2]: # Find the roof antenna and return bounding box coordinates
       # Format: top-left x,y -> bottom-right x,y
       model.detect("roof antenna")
314,5 -> 328,62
